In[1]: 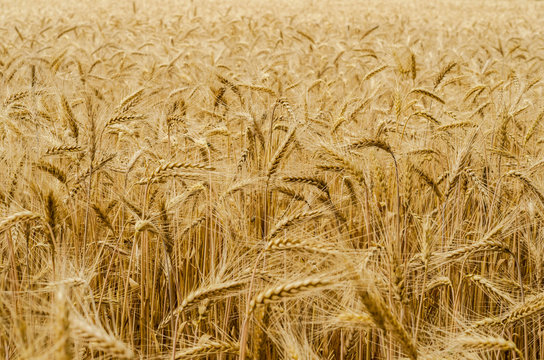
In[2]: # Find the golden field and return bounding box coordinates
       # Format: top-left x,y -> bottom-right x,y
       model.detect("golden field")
2,0 -> 544,358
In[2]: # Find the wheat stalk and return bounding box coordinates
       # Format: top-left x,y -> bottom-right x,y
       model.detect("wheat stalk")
0,211 -> 42,233
456,335 -> 523,360
71,315 -> 134,358
174,339 -> 240,359
249,277 -> 332,311
409,88 -> 445,104
159,280 -> 245,329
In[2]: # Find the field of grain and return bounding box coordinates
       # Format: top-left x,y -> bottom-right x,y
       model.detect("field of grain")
2,0 -> 544,359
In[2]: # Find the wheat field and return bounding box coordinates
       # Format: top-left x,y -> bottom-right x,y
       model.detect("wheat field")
1,0 -> 544,359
